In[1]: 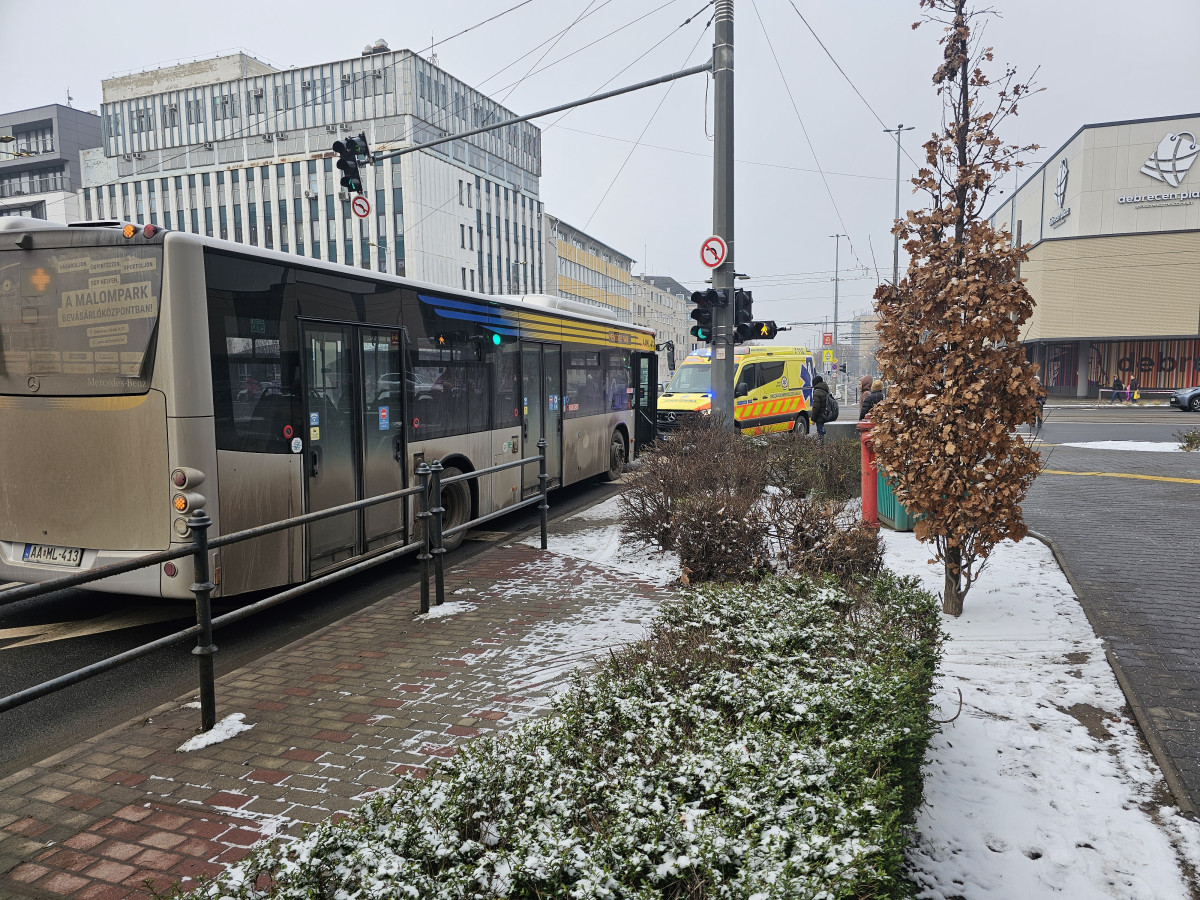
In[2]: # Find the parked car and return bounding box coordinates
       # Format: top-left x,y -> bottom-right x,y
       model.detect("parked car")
1169,385 -> 1200,412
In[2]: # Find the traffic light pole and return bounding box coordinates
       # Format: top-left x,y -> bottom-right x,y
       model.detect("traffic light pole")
711,0 -> 735,428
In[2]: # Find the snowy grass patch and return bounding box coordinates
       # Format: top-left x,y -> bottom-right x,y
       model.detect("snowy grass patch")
192,572 -> 942,899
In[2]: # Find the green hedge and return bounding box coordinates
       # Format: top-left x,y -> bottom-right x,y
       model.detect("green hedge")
196,573 -> 942,900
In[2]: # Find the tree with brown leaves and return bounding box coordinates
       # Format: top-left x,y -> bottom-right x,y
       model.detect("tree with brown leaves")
871,0 -> 1043,616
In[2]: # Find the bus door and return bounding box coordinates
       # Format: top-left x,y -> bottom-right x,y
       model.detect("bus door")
520,342 -> 562,498
302,324 -> 359,572
301,323 -> 408,575
632,351 -> 659,454
360,328 -> 406,552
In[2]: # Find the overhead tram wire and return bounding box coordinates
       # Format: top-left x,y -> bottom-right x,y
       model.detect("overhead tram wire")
581,11 -> 714,230
497,0 -> 604,109
414,0 -> 538,59
785,0 -> 923,172
490,0 -> 696,99
749,0 -> 864,271
542,0 -> 715,134
554,123 -> 889,180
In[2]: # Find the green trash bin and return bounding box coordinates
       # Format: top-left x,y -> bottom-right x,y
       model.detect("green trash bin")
876,470 -> 915,531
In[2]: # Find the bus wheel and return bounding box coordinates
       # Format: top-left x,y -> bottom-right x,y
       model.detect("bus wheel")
600,431 -> 626,482
438,467 -> 471,552
793,414 -> 811,436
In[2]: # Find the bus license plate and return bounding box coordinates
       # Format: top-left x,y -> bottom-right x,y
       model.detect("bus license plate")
22,543 -> 83,568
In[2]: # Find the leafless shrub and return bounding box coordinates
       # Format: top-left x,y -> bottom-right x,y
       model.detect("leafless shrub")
766,494 -> 883,583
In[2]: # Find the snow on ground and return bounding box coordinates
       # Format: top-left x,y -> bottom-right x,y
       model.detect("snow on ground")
1060,440 -> 1185,452
176,712 -> 254,752
522,493 -> 682,587
887,532 -> 1200,898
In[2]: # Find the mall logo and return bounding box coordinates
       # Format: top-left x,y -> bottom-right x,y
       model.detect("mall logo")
1117,130 -> 1200,205
1141,131 -> 1198,187
1049,158 -> 1071,227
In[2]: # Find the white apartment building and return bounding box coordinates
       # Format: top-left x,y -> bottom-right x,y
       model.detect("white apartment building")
632,274 -> 694,374
80,46 -> 545,294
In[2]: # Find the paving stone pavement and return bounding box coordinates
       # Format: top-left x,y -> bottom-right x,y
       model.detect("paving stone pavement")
1024,442 -> 1200,814
0,509 -> 673,899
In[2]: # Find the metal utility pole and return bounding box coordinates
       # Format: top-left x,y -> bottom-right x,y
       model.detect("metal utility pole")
710,0 -> 735,427
830,234 -> 844,393
883,124 -> 914,286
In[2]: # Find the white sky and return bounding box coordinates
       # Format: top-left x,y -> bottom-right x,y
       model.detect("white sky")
2,1 -> 1199,349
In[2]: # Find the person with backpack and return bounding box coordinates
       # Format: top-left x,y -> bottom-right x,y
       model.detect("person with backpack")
810,375 -> 833,437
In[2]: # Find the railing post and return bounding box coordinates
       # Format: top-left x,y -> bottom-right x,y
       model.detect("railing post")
416,462 -> 432,614
187,510 -> 218,732
429,459 -> 446,607
537,437 -> 549,550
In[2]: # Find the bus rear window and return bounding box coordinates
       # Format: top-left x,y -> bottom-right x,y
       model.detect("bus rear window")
0,245 -> 162,395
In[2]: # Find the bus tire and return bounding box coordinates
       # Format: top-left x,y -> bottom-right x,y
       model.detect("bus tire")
438,467 -> 472,552
600,430 -> 627,482
793,413 -> 811,436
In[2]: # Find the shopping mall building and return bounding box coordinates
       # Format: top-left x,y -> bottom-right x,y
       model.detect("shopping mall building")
989,113 -> 1200,397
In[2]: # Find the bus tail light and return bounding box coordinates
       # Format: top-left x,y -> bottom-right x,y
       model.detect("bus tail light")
143,224 -> 161,239
171,467 -> 206,489
173,518 -> 191,538
172,491 -> 206,514
122,224 -> 137,239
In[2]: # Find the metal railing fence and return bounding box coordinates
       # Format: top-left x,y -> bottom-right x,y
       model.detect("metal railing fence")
0,439 -> 550,732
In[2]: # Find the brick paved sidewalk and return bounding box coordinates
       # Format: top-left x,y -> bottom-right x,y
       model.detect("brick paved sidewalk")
0,511 -> 674,899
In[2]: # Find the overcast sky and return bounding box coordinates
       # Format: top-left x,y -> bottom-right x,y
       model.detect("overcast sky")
3,1 -> 1199,350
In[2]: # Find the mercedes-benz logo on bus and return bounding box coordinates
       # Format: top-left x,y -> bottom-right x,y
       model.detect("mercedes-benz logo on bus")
27,376 -> 40,393
666,412 -> 677,422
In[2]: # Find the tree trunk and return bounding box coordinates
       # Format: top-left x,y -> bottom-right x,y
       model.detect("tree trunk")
943,546 -> 965,616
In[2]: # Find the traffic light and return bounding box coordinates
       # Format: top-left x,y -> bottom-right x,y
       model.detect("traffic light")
752,320 -> 778,340
732,289 -> 754,343
688,289 -> 727,343
333,133 -> 370,194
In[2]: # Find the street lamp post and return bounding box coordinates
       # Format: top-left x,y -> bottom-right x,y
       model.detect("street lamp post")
829,234 -> 845,395
883,124 -> 914,286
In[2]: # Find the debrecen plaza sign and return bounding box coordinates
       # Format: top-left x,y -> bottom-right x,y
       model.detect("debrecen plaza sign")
1116,131 -> 1199,206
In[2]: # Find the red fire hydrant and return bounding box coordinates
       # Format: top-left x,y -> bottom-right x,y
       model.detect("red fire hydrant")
858,419 -> 878,526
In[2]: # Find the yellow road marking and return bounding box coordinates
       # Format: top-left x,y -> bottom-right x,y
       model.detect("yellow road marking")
1041,469 -> 1200,485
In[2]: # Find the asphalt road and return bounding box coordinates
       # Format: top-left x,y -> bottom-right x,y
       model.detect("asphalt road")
0,478 -> 620,780
1021,402 -> 1200,811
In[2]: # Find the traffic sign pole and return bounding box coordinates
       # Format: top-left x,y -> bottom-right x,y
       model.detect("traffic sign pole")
710,0 -> 734,429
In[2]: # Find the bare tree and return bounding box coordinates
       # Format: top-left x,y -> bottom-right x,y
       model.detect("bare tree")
870,0 -> 1043,616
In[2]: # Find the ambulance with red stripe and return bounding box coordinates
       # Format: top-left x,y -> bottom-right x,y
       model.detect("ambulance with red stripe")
656,345 -> 818,436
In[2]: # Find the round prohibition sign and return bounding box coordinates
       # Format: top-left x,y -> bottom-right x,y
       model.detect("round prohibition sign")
700,235 -> 727,269
351,195 -> 371,218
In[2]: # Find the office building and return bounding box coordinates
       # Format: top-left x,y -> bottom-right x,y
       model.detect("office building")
0,104 -> 101,222
80,46 -> 544,293
632,274 -> 694,373
543,215 -> 633,322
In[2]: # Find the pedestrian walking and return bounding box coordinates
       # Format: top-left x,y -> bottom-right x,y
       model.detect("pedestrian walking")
860,379 -> 885,420
810,375 -> 830,438
1129,376 -> 1140,404
1033,375 -> 1046,430
1110,375 -> 1123,404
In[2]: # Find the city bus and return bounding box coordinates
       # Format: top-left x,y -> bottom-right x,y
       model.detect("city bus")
0,219 -> 658,599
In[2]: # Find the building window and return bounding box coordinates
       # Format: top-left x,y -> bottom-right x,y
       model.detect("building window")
462,267 -> 467,289
460,224 -> 465,249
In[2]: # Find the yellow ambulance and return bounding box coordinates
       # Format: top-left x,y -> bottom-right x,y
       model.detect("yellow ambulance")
656,345 -> 818,436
